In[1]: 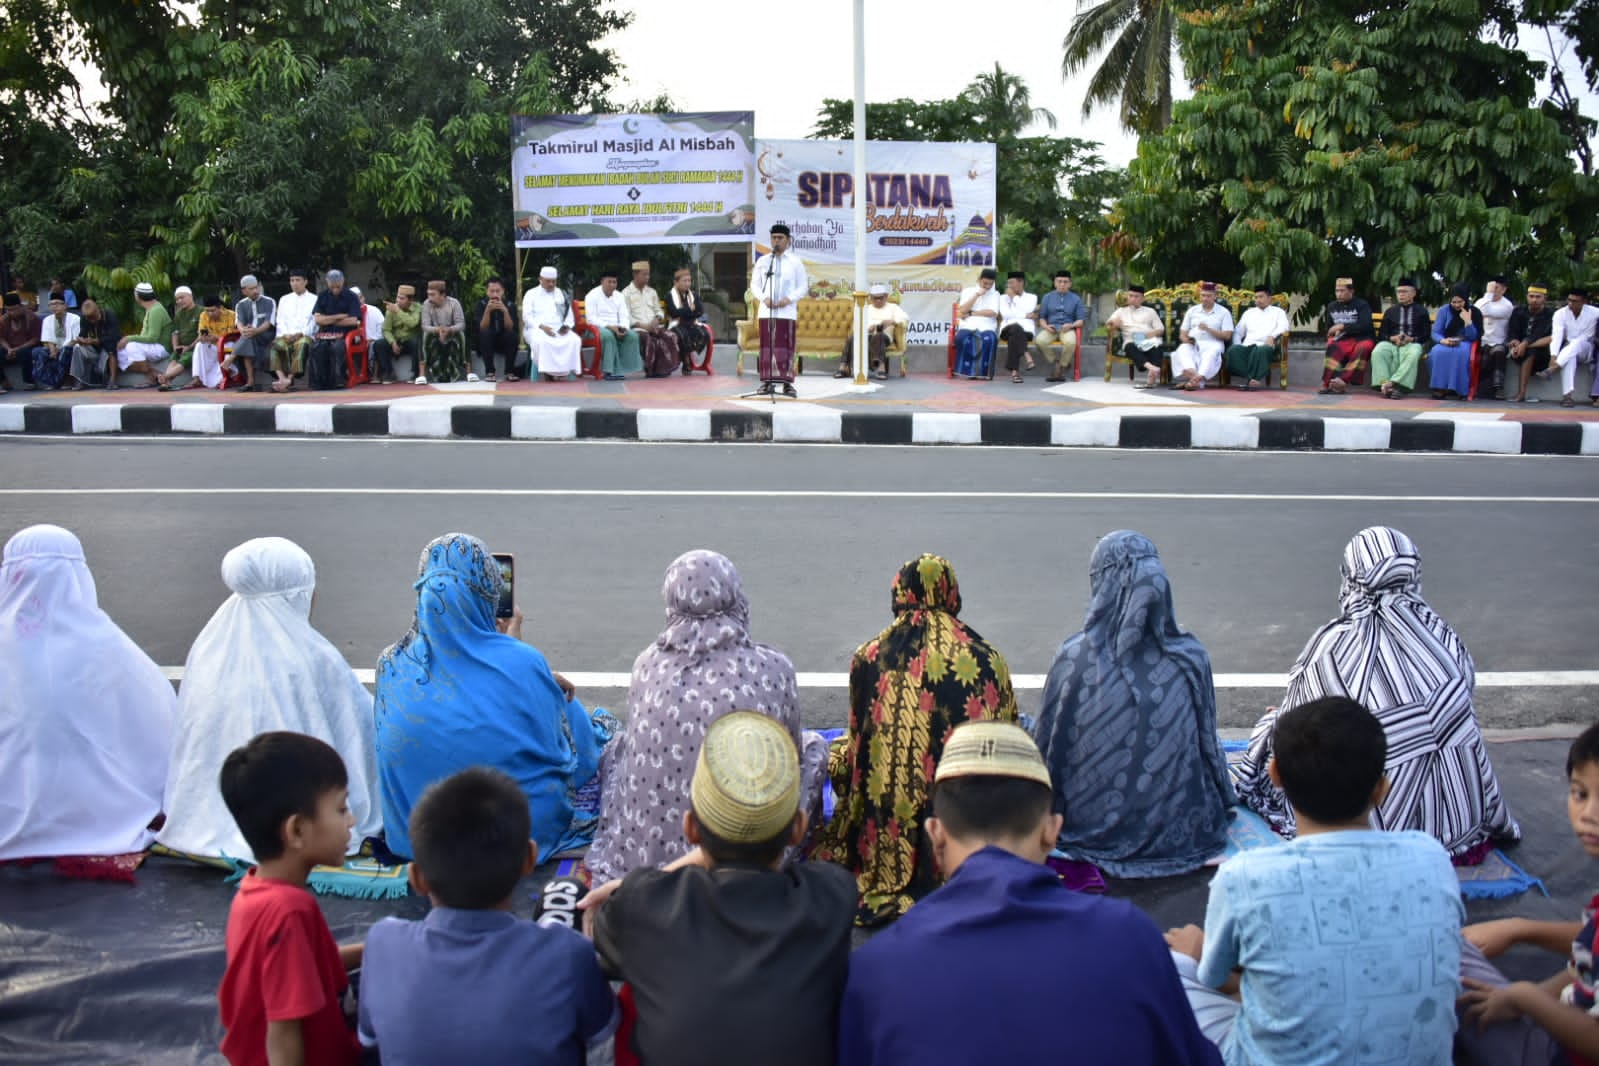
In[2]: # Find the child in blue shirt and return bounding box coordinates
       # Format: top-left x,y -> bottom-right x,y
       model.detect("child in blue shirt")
1457,721 -> 1599,1066
1167,695 -> 1464,1065
358,767 -> 616,1065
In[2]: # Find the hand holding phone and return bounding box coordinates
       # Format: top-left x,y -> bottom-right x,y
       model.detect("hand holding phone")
492,553 -> 515,619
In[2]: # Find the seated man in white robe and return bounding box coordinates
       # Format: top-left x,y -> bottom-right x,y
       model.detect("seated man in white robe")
584,269 -> 641,380
1170,281 -> 1234,390
522,266 -> 581,381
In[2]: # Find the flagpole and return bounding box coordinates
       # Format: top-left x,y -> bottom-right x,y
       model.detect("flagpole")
850,0 -> 870,387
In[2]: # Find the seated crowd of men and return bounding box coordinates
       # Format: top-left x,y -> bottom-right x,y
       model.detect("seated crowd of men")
0,263 -> 713,392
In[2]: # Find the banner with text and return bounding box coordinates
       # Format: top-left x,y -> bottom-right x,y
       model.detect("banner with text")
512,112 -> 755,247
754,138 -> 996,340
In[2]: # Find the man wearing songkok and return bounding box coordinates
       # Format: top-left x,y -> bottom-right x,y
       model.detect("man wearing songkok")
230,275 -> 276,392
68,298 -> 118,389
836,283 -> 907,381
1546,287 -> 1598,407
1224,286 -> 1289,390
1370,278 -> 1431,398
270,268 -> 316,390
1170,281 -> 1234,390
522,266 -> 580,382
419,279 -> 470,384
836,721 -> 1221,1066
997,271 -> 1038,384
1034,271 -> 1086,381
470,276 -> 517,383
183,295 -> 236,390
371,285 -> 418,385
1105,285 -> 1166,388
114,281 -> 172,389
307,268 -> 362,389
626,260 -> 679,377
32,293 -> 79,390
586,711 -> 855,1066
0,291 -> 43,391
583,269 -> 641,381
1507,285 -> 1555,403
751,223 -> 809,396
156,284 -> 199,388
1319,276 -> 1375,394
1476,275 -> 1516,399
952,267 -> 1001,379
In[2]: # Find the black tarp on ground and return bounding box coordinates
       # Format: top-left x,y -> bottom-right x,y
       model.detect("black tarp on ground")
0,737 -> 1586,1063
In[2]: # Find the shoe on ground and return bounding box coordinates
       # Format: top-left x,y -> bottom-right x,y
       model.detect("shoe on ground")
782,383 -> 797,398
467,372 -> 481,383
414,376 -> 427,385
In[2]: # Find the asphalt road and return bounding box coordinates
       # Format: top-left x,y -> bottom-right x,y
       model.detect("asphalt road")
3,435 -> 1595,728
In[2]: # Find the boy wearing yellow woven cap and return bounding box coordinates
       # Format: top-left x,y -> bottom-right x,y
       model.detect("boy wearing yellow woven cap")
837,721 -> 1221,1066
582,711 -> 856,1066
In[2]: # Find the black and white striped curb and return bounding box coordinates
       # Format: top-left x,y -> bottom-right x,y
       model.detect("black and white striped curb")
2,403 -> 1596,454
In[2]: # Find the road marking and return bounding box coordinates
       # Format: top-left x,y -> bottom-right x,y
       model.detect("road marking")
8,487 -> 1599,504
159,667 -> 1599,689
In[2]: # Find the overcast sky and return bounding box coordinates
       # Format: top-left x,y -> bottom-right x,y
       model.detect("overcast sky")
601,0 -> 1142,165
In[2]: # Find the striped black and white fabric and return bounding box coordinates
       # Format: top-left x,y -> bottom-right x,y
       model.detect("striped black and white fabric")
1233,526 -> 1521,858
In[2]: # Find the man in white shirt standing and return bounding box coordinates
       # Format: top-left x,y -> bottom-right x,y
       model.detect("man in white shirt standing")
1104,285 -> 1166,388
271,268 -> 316,391
953,267 -> 1001,379
522,266 -> 581,382
584,269 -> 641,380
1474,275 -> 1515,399
835,283 -> 909,381
1225,285 -> 1290,391
998,271 -> 1038,384
1170,281 -> 1234,390
751,222 -> 808,396
1546,286 -> 1599,406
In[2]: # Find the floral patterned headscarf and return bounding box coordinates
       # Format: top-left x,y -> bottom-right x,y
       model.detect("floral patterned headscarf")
812,553 -> 1017,925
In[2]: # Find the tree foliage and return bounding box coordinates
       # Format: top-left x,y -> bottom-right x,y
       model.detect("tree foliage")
1,0 -> 631,305
811,68 -> 1124,291
1061,0 -> 1177,134
1114,0 -> 1594,304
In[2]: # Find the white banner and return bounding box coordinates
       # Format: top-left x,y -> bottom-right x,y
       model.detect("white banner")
754,139 -> 997,338
511,113 -> 755,247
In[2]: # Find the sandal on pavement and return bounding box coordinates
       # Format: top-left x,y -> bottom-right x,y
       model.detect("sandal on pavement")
1562,395 -> 1575,407
1011,372 -> 1023,383
833,369 -> 850,379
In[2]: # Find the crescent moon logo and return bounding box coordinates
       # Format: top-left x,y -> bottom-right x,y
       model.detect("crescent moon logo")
623,117 -> 641,135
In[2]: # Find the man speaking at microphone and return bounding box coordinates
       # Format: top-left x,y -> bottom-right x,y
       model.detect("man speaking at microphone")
751,222 -> 809,397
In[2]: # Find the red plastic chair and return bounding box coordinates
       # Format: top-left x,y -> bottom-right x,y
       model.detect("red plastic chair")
683,321 -> 715,375
1465,339 -> 1483,400
214,330 -> 244,390
572,300 -> 605,380
344,328 -> 371,386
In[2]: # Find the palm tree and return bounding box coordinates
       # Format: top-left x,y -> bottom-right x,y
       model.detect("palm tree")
1061,0 -> 1176,135
965,64 -> 1057,138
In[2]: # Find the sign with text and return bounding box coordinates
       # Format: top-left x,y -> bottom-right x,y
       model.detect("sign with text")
754,139 -> 997,339
511,112 -> 755,247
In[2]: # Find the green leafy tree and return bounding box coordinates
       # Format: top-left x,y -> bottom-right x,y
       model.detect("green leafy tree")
1061,0 -> 1177,134
1115,0 -> 1586,304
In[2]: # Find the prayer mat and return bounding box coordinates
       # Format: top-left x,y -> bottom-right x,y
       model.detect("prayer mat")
152,837 -> 414,901
0,852 -> 146,884
1456,850 -> 1548,902
819,728 -> 845,822
1045,852 -> 1107,894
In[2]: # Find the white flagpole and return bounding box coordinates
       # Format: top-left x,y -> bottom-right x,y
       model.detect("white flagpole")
851,0 -> 870,387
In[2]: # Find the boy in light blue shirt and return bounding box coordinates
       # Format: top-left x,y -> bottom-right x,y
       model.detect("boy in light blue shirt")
1166,695 -> 1464,1065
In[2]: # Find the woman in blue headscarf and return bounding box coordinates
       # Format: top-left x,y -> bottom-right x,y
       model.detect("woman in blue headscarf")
375,533 -> 612,861
1030,530 -> 1234,878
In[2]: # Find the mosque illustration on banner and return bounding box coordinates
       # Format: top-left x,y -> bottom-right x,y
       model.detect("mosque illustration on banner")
945,213 -> 993,266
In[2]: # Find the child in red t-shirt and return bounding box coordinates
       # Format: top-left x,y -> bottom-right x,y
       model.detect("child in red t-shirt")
217,731 -> 363,1066
1458,722 -> 1599,1066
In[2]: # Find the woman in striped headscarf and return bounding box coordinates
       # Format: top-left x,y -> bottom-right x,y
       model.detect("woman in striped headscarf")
1233,525 -> 1520,860
811,553 -> 1018,926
